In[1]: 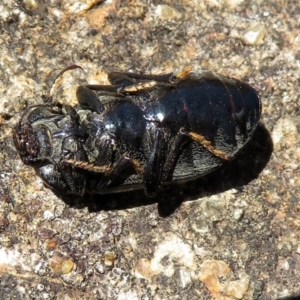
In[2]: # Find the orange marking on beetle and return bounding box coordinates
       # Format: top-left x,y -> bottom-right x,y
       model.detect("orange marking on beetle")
123,81 -> 158,92
175,66 -> 193,79
188,132 -> 233,160
63,159 -> 111,173
131,158 -> 143,175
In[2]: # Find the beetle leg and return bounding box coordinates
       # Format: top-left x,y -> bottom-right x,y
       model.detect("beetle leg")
83,84 -> 122,93
35,156 -> 86,195
107,72 -> 137,88
107,72 -> 175,94
62,104 -> 80,126
59,163 -> 86,195
63,153 -> 143,190
76,84 -> 130,112
108,72 -> 174,85
95,153 -> 143,190
76,86 -> 106,113
180,129 -> 234,160
62,159 -> 111,173
77,72 -> 176,109
173,66 -> 193,80
143,129 -> 166,197
159,126 -> 234,187
99,156 -> 131,188
159,131 -> 190,185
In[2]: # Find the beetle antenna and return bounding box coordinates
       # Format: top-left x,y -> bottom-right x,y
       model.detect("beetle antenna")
44,64 -> 83,104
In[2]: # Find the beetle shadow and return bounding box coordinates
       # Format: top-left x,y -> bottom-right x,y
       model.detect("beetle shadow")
278,295 -> 300,300
57,123 -> 273,217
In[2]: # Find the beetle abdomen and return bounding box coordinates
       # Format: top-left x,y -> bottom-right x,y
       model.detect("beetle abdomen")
147,72 -> 261,157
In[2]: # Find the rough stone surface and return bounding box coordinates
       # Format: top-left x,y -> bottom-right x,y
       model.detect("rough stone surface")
0,0 -> 300,299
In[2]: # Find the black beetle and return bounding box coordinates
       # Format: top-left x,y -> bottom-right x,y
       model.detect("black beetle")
13,68 -> 261,197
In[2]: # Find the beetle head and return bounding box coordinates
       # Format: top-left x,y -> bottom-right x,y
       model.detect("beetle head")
13,121 -> 41,165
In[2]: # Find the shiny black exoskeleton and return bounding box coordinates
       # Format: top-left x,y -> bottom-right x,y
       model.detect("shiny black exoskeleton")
13,104 -> 90,195
14,69 -> 261,197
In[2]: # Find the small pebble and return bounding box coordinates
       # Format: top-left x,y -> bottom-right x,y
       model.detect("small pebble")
36,284 -> 45,292
49,256 -> 63,275
45,239 -> 57,251
102,251 -> 116,267
233,208 -> 245,221
155,5 -> 181,20
242,23 -> 267,45
62,260 -> 75,274
24,0 -> 38,9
